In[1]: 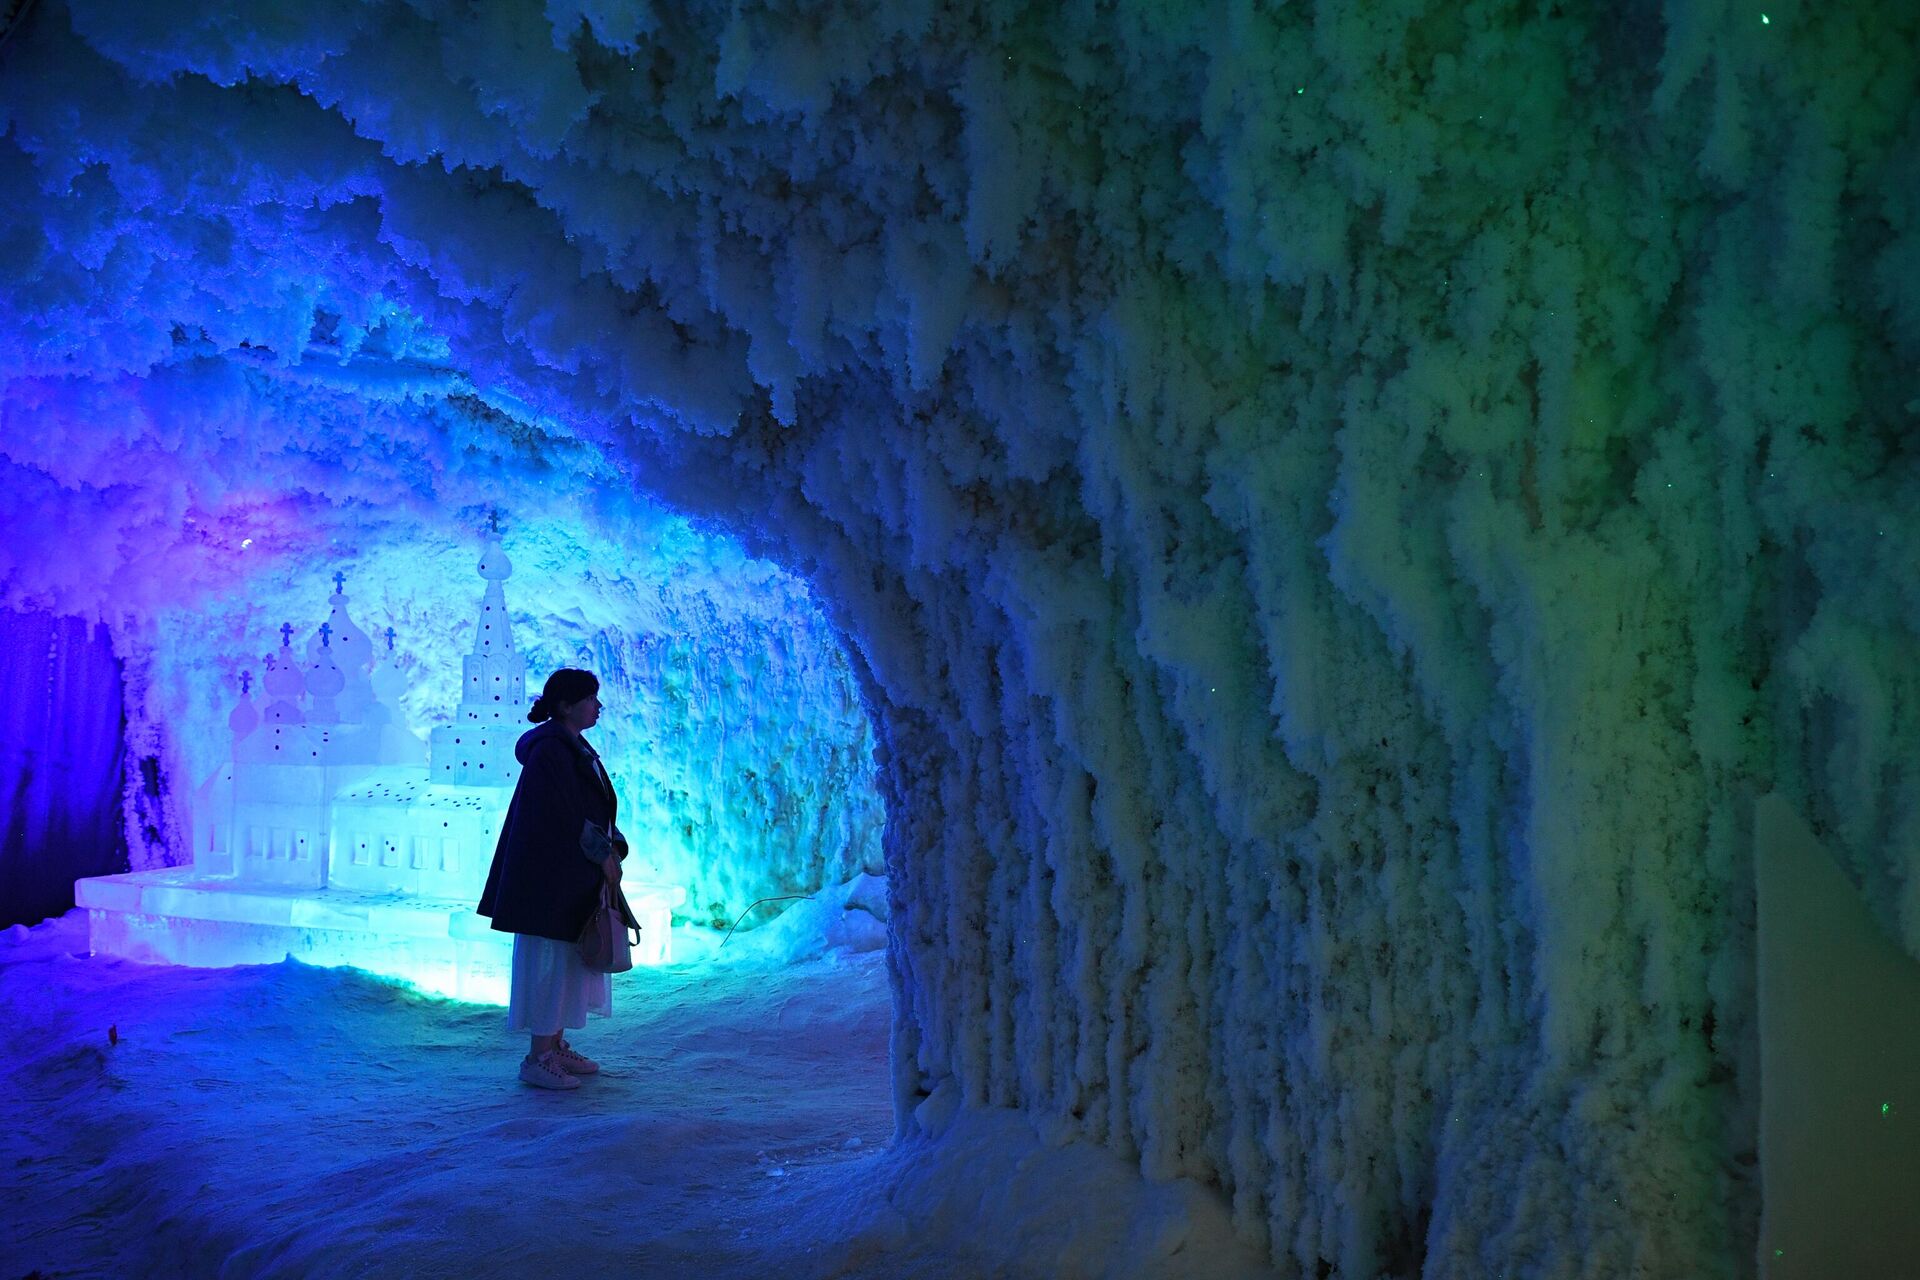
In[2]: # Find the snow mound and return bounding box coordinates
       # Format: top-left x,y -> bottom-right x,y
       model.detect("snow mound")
691,871 -> 892,969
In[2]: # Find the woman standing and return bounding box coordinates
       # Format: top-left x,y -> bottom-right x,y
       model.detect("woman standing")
478,667 -> 626,1090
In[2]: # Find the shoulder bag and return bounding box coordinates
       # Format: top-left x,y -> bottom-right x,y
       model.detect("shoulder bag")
580,881 -> 641,973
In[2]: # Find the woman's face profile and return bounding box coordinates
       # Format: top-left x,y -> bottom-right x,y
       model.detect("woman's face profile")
561,693 -> 602,732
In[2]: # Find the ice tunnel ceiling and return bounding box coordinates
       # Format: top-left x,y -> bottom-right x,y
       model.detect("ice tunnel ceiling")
3,0 -> 1918,1275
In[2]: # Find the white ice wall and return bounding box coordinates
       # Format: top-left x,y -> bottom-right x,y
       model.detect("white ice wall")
2,1 -> 1915,1274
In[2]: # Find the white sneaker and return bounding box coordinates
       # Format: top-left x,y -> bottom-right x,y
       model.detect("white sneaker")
519,1051 -> 580,1090
551,1039 -> 599,1075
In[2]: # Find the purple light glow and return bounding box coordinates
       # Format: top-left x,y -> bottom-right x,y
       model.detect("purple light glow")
0,608 -> 127,927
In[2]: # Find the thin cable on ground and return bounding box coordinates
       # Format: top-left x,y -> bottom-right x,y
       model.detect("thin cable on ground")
719,895 -> 815,948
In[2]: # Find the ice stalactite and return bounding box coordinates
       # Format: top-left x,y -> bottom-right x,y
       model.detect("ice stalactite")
1,0 -> 1916,1274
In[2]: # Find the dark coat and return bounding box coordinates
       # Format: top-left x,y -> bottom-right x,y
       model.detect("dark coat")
477,721 -> 620,942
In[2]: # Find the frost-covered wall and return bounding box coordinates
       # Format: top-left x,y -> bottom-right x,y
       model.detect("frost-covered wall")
2,0 -> 1915,1274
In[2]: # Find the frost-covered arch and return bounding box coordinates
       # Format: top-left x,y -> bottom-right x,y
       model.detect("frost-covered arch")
4,0 -> 1917,1275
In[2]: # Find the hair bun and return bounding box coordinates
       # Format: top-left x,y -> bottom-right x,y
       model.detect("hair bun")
527,696 -> 550,723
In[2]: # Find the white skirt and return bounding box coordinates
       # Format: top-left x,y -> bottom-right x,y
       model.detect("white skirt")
506,933 -> 612,1035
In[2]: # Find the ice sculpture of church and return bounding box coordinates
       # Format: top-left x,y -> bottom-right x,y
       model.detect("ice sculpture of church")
75,539 -> 681,999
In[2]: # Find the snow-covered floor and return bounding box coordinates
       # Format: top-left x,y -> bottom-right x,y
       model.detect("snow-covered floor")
3,912 -> 1270,1280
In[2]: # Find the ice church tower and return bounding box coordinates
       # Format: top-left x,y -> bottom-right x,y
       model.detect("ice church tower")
428,538 -> 528,788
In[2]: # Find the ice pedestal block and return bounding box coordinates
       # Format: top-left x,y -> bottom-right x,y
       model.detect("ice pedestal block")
76,867 -> 687,1000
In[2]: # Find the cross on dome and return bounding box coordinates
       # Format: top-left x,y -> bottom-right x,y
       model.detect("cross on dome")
319,622 -> 333,646
333,570 -> 347,593
383,627 -> 396,650
280,622 -> 294,647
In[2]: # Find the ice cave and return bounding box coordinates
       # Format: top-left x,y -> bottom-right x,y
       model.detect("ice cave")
2,0 -> 1916,1276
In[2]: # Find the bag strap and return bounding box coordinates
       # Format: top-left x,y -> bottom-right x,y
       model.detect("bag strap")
609,883 -> 641,938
